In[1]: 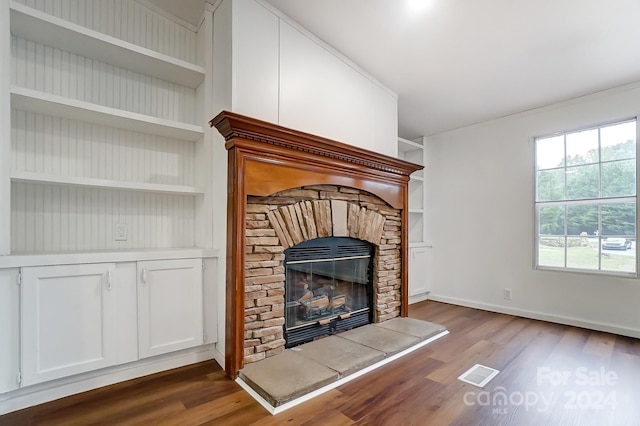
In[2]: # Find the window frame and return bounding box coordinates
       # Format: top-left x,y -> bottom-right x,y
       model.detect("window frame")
533,117 -> 639,277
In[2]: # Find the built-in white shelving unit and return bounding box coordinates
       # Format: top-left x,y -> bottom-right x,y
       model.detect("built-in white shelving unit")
9,1 -> 205,88
0,0 -> 216,408
398,136 -> 430,303
4,0 -> 211,256
398,136 -> 426,245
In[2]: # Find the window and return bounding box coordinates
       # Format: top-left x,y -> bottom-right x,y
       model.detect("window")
535,118 -> 637,274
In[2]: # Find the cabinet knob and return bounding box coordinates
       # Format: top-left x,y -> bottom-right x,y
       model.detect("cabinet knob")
106,269 -> 112,291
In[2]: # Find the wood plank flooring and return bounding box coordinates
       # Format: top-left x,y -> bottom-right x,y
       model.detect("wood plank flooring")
2,301 -> 640,425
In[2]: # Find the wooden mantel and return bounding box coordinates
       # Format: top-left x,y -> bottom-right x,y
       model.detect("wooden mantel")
210,111 -> 423,378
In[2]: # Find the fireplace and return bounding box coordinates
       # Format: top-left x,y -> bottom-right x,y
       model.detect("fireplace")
210,111 -> 422,378
284,237 -> 374,347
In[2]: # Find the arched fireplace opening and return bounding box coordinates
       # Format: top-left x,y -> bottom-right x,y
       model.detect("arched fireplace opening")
284,237 -> 374,347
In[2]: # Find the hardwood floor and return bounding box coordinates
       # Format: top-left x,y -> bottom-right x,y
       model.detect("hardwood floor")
2,301 -> 640,425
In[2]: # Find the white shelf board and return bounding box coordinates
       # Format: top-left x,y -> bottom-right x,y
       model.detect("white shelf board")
410,175 -> 424,182
10,2 -> 205,88
398,137 -> 423,152
11,87 -> 204,141
408,209 -> 425,214
0,248 -> 220,268
11,171 -> 204,195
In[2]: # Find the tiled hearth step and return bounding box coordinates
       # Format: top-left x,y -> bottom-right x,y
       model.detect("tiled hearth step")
238,318 -> 448,411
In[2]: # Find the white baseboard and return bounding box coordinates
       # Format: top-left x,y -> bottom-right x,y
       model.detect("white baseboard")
0,345 -> 217,415
427,294 -> 640,339
409,291 -> 430,305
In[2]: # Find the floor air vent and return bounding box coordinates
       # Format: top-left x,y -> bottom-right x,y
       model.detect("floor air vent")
457,364 -> 500,387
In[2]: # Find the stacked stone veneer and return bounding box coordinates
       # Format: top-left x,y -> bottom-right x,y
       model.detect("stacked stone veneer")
243,185 -> 403,364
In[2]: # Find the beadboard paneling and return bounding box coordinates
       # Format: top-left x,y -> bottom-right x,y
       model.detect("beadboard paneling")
13,0 -> 198,64
11,109 -> 196,186
11,36 -> 197,124
11,182 -> 196,253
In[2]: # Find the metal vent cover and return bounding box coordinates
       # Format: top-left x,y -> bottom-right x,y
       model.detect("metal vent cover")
458,364 -> 500,388
285,237 -> 372,262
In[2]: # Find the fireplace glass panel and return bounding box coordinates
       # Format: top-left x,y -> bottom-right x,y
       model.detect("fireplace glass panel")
285,257 -> 371,329
284,238 -> 373,342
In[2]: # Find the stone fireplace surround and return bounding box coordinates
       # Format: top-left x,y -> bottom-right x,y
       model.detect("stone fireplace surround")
211,111 -> 422,379
246,186 -> 401,360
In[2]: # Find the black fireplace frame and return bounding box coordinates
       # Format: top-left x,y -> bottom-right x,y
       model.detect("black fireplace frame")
283,237 -> 374,347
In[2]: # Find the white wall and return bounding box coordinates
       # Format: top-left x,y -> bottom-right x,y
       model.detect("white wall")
228,0 -> 398,157
425,82 -> 640,337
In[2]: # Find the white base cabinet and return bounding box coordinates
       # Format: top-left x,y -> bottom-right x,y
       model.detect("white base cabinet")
409,245 -> 430,302
18,258 -> 205,388
21,263 -> 119,386
137,259 -> 203,358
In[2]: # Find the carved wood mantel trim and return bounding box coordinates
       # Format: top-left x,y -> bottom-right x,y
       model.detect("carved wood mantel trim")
210,111 -> 423,379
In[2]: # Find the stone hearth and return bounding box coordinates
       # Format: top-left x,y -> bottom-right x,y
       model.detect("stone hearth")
239,317 -> 448,409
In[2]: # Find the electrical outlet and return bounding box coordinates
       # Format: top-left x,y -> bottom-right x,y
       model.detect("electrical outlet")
504,288 -> 512,300
115,224 -> 127,241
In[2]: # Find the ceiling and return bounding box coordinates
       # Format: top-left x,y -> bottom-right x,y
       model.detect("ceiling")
150,0 -> 640,138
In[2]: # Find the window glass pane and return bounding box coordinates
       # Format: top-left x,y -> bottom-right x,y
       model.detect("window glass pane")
567,204 -> 598,236
566,129 -> 598,166
601,236 -> 635,273
566,164 -> 599,199
601,251 -> 635,273
601,202 -> 636,236
538,237 -> 565,268
601,121 -> 636,162
536,135 -> 564,170
566,237 -> 598,270
601,159 -> 636,197
539,206 -> 564,235
537,169 -> 564,201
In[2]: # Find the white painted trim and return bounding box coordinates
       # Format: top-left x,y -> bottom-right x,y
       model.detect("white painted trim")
0,345 -> 217,415
428,294 -> 640,339
0,0 -> 10,256
211,345 -> 225,370
409,292 -> 430,305
0,248 -> 219,268
237,330 -> 449,415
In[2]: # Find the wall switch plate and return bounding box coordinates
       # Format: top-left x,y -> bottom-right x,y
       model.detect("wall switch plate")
504,288 -> 512,300
115,224 -> 127,241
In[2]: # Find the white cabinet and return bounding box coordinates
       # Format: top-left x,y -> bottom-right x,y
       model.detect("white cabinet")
409,246 -> 430,303
21,263 -> 118,386
0,269 -> 20,393
137,259 -> 203,359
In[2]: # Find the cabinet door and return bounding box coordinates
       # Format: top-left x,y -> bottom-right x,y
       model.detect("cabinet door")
0,269 -> 20,393
137,259 -> 203,359
409,246 -> 429,298
21,263 -> 117,386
